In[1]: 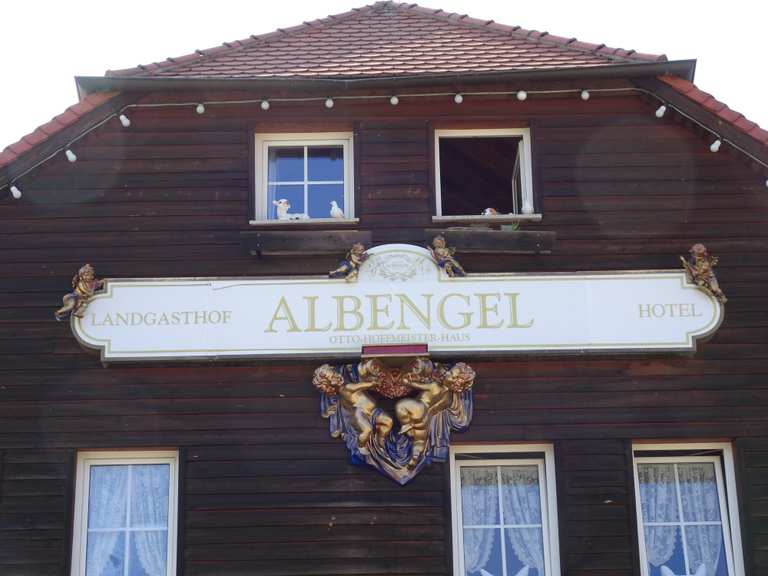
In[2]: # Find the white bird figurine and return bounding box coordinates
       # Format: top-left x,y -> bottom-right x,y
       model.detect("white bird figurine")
330,200 -> 345,219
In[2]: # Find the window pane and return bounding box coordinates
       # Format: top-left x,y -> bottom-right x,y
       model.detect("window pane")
644,525 -> 685,576
685,525 -> 727,576
506,527 -> 545,576
308,184 -> 345,219
308,146 -> 344,181
86,531 -> 125,576
89,465 -> 128,529
130,464 -> 170,528
463,527 -> 502,576
129,530 -> 168,576
460,466 -> 499,526
268,147 -> 304,182
439,136 -> 522,215
500,465 -> 542,525
678,462 -> 721,522
637,463 -> 679,523
268,184 -> 305,219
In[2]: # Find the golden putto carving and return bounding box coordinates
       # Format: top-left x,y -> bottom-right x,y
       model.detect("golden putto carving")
55,264 -> 104,321
680,243 -> 727,304
313,357 -> 475,484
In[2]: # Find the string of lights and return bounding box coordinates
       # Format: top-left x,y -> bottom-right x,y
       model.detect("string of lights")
2,86 -> 767,199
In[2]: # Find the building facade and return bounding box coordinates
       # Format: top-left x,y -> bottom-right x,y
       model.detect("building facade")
1,3 -> 768,576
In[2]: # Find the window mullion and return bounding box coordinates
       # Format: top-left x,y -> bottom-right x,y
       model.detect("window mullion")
124,465 -> 132,576
673,463 -> 691,576
496,466 -> 508,576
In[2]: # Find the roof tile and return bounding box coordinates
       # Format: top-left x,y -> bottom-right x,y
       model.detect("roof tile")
0,92 -> 119,171
106,1 -> 663,80
658,75 -> 768,147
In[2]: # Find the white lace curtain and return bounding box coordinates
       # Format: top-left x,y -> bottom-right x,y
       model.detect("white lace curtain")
638,462 -> 723,576
86,464 -> 169,576
501,467 -> 545,574
461,467 -> 499,574
460,465 -> 545,575
87,466 -> 128,576
132,464 -> 170,576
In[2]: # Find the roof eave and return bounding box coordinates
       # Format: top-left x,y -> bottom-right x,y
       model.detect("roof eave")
75,60 -> 697,96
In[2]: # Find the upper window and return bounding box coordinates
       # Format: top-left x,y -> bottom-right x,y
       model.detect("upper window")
450,445 -> 561,576
71,451 -> 179,576
434,129 -> 535,220
253,132 -> 355,222
633,443 -> 745,576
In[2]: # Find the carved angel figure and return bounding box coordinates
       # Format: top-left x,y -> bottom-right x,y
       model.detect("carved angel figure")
313,363 -> 393,454
329,242 -> 368,282
428,235 -> 466,277
55,264 -> 104,321
680,243 -> 727,304
395,359 -> 476,469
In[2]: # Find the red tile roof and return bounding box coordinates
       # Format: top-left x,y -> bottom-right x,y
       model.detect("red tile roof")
658,75 -> 768,147
3,3 -> 766,177
0,92 -> 118,170
107,1 -> 666,80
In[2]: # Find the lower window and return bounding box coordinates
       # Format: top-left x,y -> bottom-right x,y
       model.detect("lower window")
71,451 -> 179,576
633,443 -> 745,576
451,445 -> 561,576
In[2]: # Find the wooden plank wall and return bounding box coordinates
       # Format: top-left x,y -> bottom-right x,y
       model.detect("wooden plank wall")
0,90 -> 767,575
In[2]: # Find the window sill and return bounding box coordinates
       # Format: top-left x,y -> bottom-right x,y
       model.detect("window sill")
432,214 -> 542,225
249,218 -> 359,227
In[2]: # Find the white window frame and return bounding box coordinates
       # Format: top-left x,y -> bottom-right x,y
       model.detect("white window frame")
450,444 -> 561,576
71,450 -> 179,576
433,128 -> 539,224
251,132 -> 356,224
632,442 -> 745,576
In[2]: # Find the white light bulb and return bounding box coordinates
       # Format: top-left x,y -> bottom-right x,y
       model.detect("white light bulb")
119,114 -> 131,127
65,149 -> 77,163
389,95 -> 399,106
10,185 -> 22,199
324,98 -> 334,109
195,103 -> 205,114
516,90 -> 527,101
765,179 -> 768,189
580,90 -> 590,101
260,100 -> 270,111
454,93 -> 464,104
710,139 -> 722,153
655,105 -> 667,118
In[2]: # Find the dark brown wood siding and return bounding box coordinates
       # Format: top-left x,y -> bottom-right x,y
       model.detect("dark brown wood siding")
1,89 -> 766,575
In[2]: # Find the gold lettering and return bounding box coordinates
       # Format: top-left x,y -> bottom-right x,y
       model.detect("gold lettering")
304,297 -> 331,332
505,293 -> 534,328
476,293 -> 504,329
396,294 -> 432,330
366,295 -> 394,330
333,296 -> 364,331
265,297 -> 301,333
437,293 -> 472,330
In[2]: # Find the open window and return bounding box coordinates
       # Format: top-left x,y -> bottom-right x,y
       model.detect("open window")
450,444 -> 561,576
632,443 -> 745,576
434,129 -> 536,223
252,132 -> 355,223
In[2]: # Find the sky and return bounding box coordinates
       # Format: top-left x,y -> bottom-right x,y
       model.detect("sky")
1,0 -> 766,150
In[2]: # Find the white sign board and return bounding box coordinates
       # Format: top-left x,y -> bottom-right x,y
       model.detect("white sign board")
73,244 -> 722,362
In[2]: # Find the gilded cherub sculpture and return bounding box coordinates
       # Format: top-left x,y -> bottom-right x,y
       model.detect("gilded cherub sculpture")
314,358 -> 475,484
428,235 -> 466,277
395,359 -> 475,469
55,264 -> 104,321
680,243 -> 727,304
313,363 -> 393,453
329,242 -> 368,282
